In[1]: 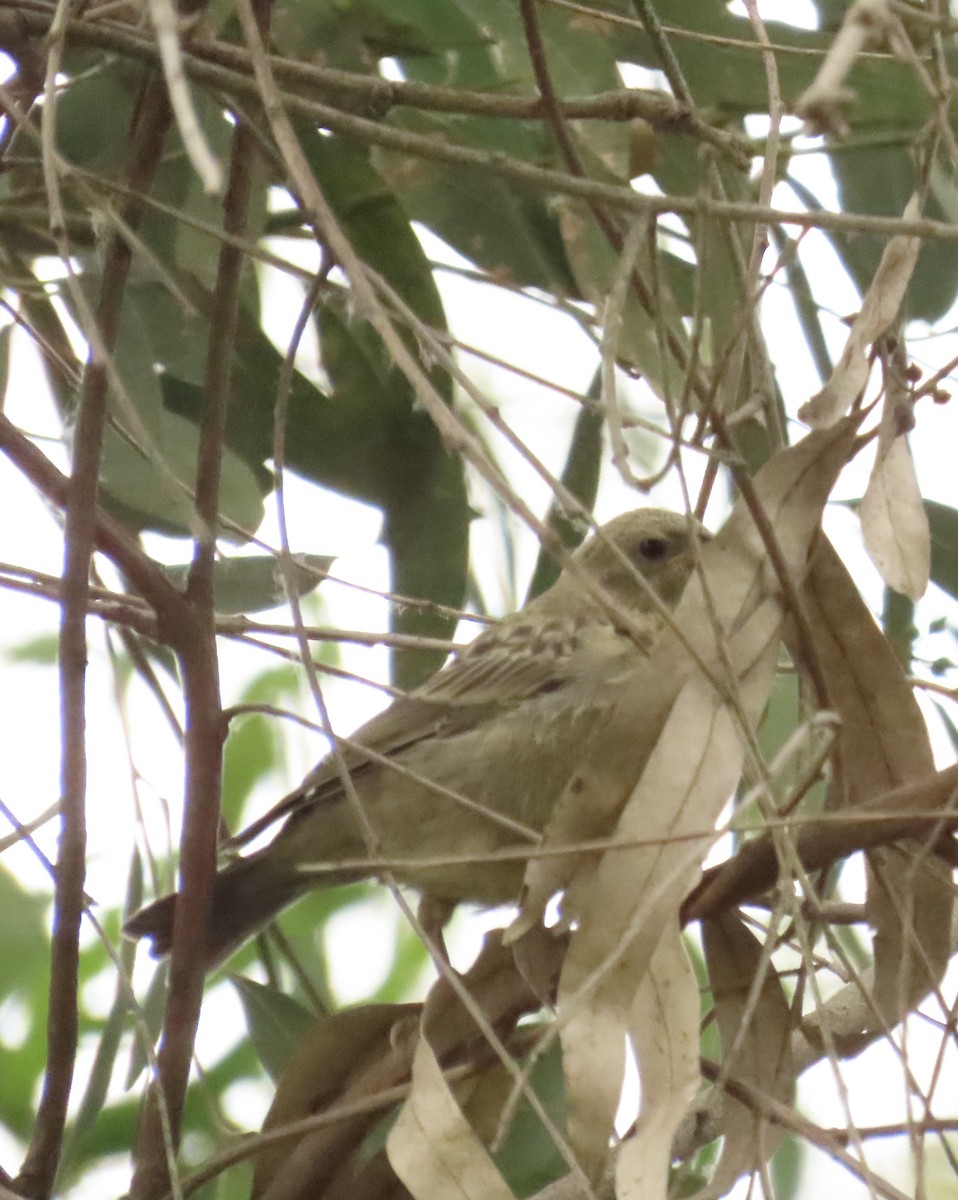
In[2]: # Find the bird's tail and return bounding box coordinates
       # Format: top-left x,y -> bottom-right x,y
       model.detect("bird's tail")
124,852 -> 306,968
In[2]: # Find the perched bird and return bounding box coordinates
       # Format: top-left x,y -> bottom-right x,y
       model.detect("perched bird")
125,509 -> 701,966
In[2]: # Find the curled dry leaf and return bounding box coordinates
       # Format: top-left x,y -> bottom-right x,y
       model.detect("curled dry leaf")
387,932 -> 570,1200
561,617 -> 785,1191
788,539 -> 952,1057
799,195 -> 921,429
860,355 -> 930,599
616,929 -> 701,1200
528,419 -> 859,1184
387,1036 -> 518,1200
693,912 -> 795,1200
860,422 -> 929,600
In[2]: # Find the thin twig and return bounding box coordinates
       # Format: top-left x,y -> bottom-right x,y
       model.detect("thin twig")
15,66 -> 174,1200
130,12 -> 267,1190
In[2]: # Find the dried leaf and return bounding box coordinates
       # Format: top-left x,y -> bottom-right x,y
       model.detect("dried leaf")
559,625 -> 781,1182
615,930 -> 701,1200
253,1003 -> 419,1199
860,388 -> 930,599
694,913 -> 795,1200
385,932 -> 569,1200
790,540 -> 952,1042
387,1036 -> 517,1200
799,196 -> 921,428
534,420 -> 859,1179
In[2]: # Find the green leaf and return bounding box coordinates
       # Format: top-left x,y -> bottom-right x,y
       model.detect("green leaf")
830,144 -> 958,323
932,701 -> 958,756
611,3 -> 923,123
748,669 -> 825,831
53,289 -> 269,538
221,715 -> 280,834
0,869 -> 53,1135
61,862 -> 143,1174
220,663 -> 310,829
142,97 -> 253,293
300,132 -> 448,347
53,56 -> 143,170
124,963 -> 170,1089
368,0 -> 495,56
379,117 -> 577,294
231,976 -> 315,1080
757,670 -> 801,765
770,1135 -> 804,1200
769,224 -> 834,385
557,195 -> 690,401
278,126 -> 475,688
161,554 -> 334,615
160,324 -> 471,689
0,323 -> 12,408
5,633 -> 59,665
527,394 -> 603,601
490,1037 -> 567,1196
430,0 -> 627,175
383,454 -> 471,689
926,500 -> 958,601
375,9 -> 580,295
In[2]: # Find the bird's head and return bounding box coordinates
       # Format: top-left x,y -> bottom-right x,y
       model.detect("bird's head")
539,508 -> 707,620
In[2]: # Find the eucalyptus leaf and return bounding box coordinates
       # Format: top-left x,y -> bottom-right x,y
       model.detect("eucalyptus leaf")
831,144 -> 958,323
925,500 -> 958,602
231,976 -> 315,1081
161,553 -> 334,615
0,870 -> 50,1136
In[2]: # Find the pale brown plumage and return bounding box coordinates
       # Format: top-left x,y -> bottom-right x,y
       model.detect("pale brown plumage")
125,509 -> 702,966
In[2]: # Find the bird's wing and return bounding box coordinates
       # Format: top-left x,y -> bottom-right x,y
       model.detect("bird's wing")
228,611 -> 611,848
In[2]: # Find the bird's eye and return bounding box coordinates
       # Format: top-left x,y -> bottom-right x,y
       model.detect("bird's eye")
638,537 -> 670,562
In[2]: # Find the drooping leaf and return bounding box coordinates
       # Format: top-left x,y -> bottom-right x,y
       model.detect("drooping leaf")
699,912 -> 795,1199
161,553 -> 334,615
831,144 -> 958,324
537,420 -> 859,1181
860,391 -> 930,601
791,539 -> 952,1038
232,976 -> 315,1081
925,500 -> 958,601
526,394 -> 604,601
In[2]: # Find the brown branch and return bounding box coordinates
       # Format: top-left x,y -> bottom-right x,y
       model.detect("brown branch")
698,1061 -> 914,1200
14,75 -> 173,1200
629,0 -> 695,109
518,0 -> 584,179
683,763 -> 958,923
0,0 -> 748,162
4,5 -> 957,244
0,416 -> 182,617
129,15 -> 268,1194
0,564 -> 464,661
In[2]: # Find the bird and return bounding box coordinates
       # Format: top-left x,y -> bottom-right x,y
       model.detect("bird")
125,509 -> 702,967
